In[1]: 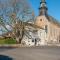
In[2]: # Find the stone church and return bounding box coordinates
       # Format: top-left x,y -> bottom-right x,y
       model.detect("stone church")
22,0 -> 60,46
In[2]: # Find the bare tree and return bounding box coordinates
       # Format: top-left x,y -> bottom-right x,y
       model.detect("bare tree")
0,0 -> 38,44
0,16 -> 9,31
0,0 -> 33,22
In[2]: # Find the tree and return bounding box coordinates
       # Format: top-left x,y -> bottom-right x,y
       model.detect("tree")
0,0 -> 40,44
0,0 -> 33,22
0,16 -> 9,31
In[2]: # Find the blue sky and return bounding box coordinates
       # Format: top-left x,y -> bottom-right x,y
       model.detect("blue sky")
29,0 -> 60,21
0,0 -> 60,34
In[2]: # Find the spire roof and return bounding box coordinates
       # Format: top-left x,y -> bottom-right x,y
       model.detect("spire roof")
39,0 -> 48,16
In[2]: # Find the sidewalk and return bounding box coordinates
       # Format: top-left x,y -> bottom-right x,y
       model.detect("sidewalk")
0,44 -> 21,48
0,44 -> 31,48
0,44 -> 60,48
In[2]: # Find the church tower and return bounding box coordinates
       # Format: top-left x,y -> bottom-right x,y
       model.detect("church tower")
39,0 -> 48,16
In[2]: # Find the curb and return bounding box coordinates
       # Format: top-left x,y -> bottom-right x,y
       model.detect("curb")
0,44 -> 21,48
0,44 -> 30,48
0,44 -> 60,48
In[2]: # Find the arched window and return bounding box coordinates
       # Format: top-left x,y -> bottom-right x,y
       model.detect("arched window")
45,25 -> 48,33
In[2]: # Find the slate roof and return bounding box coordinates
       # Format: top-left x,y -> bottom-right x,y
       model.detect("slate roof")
46,15 -> 60,26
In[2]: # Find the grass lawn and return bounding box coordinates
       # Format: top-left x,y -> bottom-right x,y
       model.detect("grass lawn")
0,38 -> 16,44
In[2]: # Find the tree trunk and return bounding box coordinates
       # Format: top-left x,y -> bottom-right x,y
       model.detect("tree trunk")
16,37 -> 20,44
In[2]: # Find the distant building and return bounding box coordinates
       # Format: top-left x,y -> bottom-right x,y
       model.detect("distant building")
22,0 -> 60,46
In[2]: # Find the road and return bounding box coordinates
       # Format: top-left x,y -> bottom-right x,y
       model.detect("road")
0,46 -> 60,60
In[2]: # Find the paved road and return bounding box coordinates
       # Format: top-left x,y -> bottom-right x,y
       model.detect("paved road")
0,46 -> 60,60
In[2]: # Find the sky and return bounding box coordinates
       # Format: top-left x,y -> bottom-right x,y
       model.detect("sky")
0,0 -> 60,34
29,0 -> 60,22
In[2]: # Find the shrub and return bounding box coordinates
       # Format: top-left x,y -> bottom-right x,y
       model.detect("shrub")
0,38 -> 16,44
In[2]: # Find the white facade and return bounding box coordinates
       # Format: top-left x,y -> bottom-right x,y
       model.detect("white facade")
38,29 -> 47,45
22,35 -> 35,46
21,25 -> 47,46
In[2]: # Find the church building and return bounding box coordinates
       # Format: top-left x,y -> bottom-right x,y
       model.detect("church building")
22,0 -> 60,46
35,0 -> 60,44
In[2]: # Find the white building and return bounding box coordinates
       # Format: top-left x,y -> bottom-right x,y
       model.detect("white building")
21,23 -> 46,46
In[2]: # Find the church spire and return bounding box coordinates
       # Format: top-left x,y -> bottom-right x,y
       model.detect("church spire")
39,0 -> 48,16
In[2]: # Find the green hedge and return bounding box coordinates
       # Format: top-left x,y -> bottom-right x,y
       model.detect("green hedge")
0,38 -> 16,44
